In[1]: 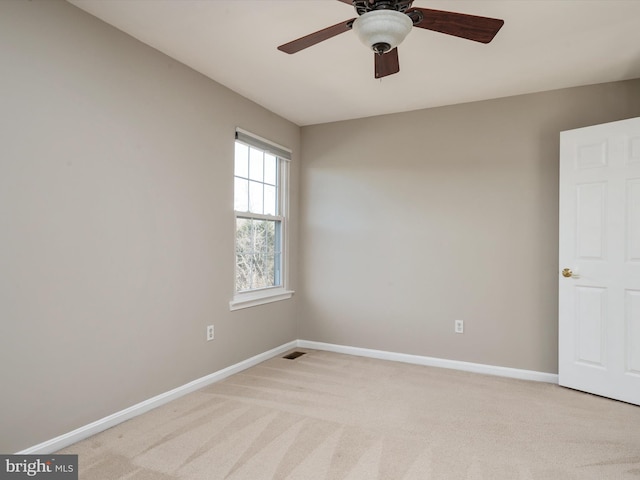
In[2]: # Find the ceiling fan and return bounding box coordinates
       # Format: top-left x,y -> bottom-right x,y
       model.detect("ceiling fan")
278,0 -> 504,79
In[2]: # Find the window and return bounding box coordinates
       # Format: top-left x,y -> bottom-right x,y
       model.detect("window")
230,129 -> 293,310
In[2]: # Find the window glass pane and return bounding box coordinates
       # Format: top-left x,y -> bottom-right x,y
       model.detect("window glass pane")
234,177 -> 249,212
264,154 -> 277,185
235,218 -> 252,291
249,147 -> 264,181
273,251 -> 282,286
264,185 -> 276,216
235,218 -> 282,292
255,220 -> 274,289
235,143 -> 249,178
264,253 -> 275,287
249,181 -> 264,214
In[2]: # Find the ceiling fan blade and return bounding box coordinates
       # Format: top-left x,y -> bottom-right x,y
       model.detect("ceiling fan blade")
375,48 -> 400,79
278,18 -> 356,54
336,0 -> 353,4
409,8 -> 504,44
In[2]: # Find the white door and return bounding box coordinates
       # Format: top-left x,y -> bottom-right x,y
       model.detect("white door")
559,117 -> 640,406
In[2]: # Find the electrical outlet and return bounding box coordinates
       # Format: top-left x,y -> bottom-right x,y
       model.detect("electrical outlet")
455,320 -> 464,334
206,325 -> 214,341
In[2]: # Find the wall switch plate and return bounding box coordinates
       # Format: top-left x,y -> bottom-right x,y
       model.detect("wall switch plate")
206,325 -> 214,341
455,320 -> 464,334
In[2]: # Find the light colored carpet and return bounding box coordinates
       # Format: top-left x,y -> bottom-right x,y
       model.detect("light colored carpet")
58,349 -> 640,479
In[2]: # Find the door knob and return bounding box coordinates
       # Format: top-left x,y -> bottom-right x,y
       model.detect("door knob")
561,268 -> 579,278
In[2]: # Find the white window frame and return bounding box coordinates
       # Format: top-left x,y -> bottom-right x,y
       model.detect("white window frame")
230,128 -> 294,311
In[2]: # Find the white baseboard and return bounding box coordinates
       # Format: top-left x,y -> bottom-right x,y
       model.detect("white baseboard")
296,340 -> 559,384
20,338 -> 557,454
18,340 -> 297,455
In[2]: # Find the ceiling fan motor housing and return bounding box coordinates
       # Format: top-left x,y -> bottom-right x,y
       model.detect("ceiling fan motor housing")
352,9 -> 413,54
353,0 -> 415,16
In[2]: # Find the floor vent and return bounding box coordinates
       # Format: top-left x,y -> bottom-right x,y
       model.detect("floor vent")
283,351 -> 306,360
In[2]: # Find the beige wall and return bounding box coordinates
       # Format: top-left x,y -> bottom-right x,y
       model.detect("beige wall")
0,0 -> 299,453
299,80 -> 640,374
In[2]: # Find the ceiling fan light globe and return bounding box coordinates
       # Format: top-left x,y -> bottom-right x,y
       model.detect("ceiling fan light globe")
353,10 -> 413,53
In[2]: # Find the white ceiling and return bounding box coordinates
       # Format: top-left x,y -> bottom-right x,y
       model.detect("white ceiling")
67,0 -> 640,126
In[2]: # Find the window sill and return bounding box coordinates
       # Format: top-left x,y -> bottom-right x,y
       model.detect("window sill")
229,288 -> 294,311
